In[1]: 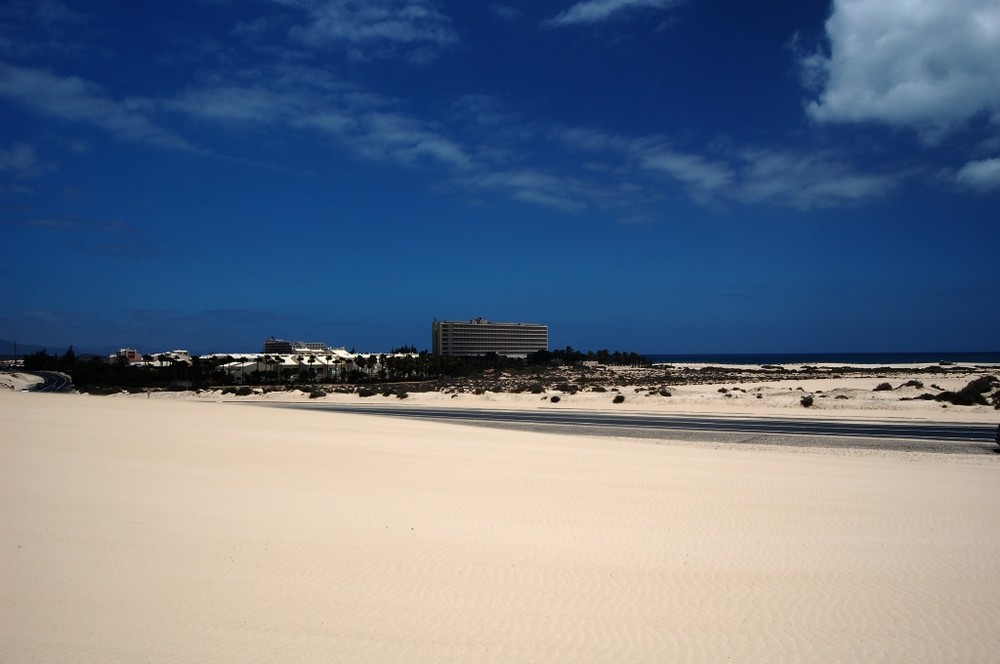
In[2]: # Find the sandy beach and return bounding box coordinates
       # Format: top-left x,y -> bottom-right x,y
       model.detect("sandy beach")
2,385 -> 999,662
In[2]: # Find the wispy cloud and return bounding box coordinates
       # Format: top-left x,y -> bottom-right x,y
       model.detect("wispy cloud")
735,149 -> 898,209
461,168 -> 592,211
551,125 -> 899,210
545,0 -> 682,27
0,143 -> 50,179
638,147 -> 734,199
0,63 -> 198,152
167,65 -> 471,170
242,0 -> 459,63
0,0 -> 90,58
955,157 -> 1000,191
490,4 -> 521,21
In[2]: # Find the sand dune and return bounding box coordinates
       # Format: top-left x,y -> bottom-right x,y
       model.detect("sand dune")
2,392 -> 999,662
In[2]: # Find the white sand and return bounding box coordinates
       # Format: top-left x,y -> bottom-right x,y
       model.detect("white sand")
2,391 -> 1000,662
172,368 -> 1000,424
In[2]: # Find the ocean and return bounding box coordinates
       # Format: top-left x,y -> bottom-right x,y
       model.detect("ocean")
644,352 -> 1000,366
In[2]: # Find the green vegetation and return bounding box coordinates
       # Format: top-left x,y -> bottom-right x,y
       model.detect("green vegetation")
19,345 -> 651,393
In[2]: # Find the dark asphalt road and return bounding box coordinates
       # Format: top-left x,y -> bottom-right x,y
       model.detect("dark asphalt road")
268,403 -> 1000,455
20,371 -> 74,393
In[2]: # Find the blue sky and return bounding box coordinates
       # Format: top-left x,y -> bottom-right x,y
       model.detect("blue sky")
1,0 -> 998,354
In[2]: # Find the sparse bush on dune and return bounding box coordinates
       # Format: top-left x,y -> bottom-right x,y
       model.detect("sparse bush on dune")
550,395 -> 561,403
873,382 -> 893,391
800,394 -> 814,407
933,375 -> 1000,407
309,389 -> 326,399
613,394 -> 626,404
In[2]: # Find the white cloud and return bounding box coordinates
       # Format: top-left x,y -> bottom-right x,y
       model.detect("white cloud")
955,157 -> 1000,191
490,4 -> 521,21
283,0 -> 457,61
553,126 -> 733,200
352,111 -> 471,168
0,143 -> 49,179
165,68 -> 471,170
638,148 -> 734,197
736,149 -> 898,209
805,0 -> 1000,139
0,63 -> 196,151
463,168 -> 590,211
546,0 -> 681,27
169,86 -> 297,124
551,124 -> 897,209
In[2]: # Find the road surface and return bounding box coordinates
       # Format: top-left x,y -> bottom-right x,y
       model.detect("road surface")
20,371 -> 74,393
268,402 -> 1000,455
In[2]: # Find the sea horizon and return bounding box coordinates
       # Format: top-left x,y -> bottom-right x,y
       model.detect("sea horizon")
644,351 -> 1000,366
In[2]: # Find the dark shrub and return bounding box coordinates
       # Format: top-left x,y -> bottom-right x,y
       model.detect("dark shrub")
658,388 -> 671,397
550,395 -> 561,403
529,383 -> 545,394
935,376 -> 1000,407
591,385 -> 607,393
935,390 -> 986,406
873,382 -> 893,391
800,394 -> 814,407
235,385 -> 252,396
901,380 -> 924,389
965,375 -> 999,394
358,388 -> 376,397
396,391 -> 409,399
613,394 -> 625,404
718,387 -> 728,393
309,389 -> 326,399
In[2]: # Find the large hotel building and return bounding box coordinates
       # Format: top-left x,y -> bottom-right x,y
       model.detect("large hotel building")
432,318 -> 548,358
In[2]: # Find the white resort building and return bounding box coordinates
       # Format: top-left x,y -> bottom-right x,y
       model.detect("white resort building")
431,318 -> 548,358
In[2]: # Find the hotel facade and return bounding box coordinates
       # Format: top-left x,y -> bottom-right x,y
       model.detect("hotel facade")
431,318 -> 548,358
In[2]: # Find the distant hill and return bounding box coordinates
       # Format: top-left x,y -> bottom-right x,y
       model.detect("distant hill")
0,339 -> 118,360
